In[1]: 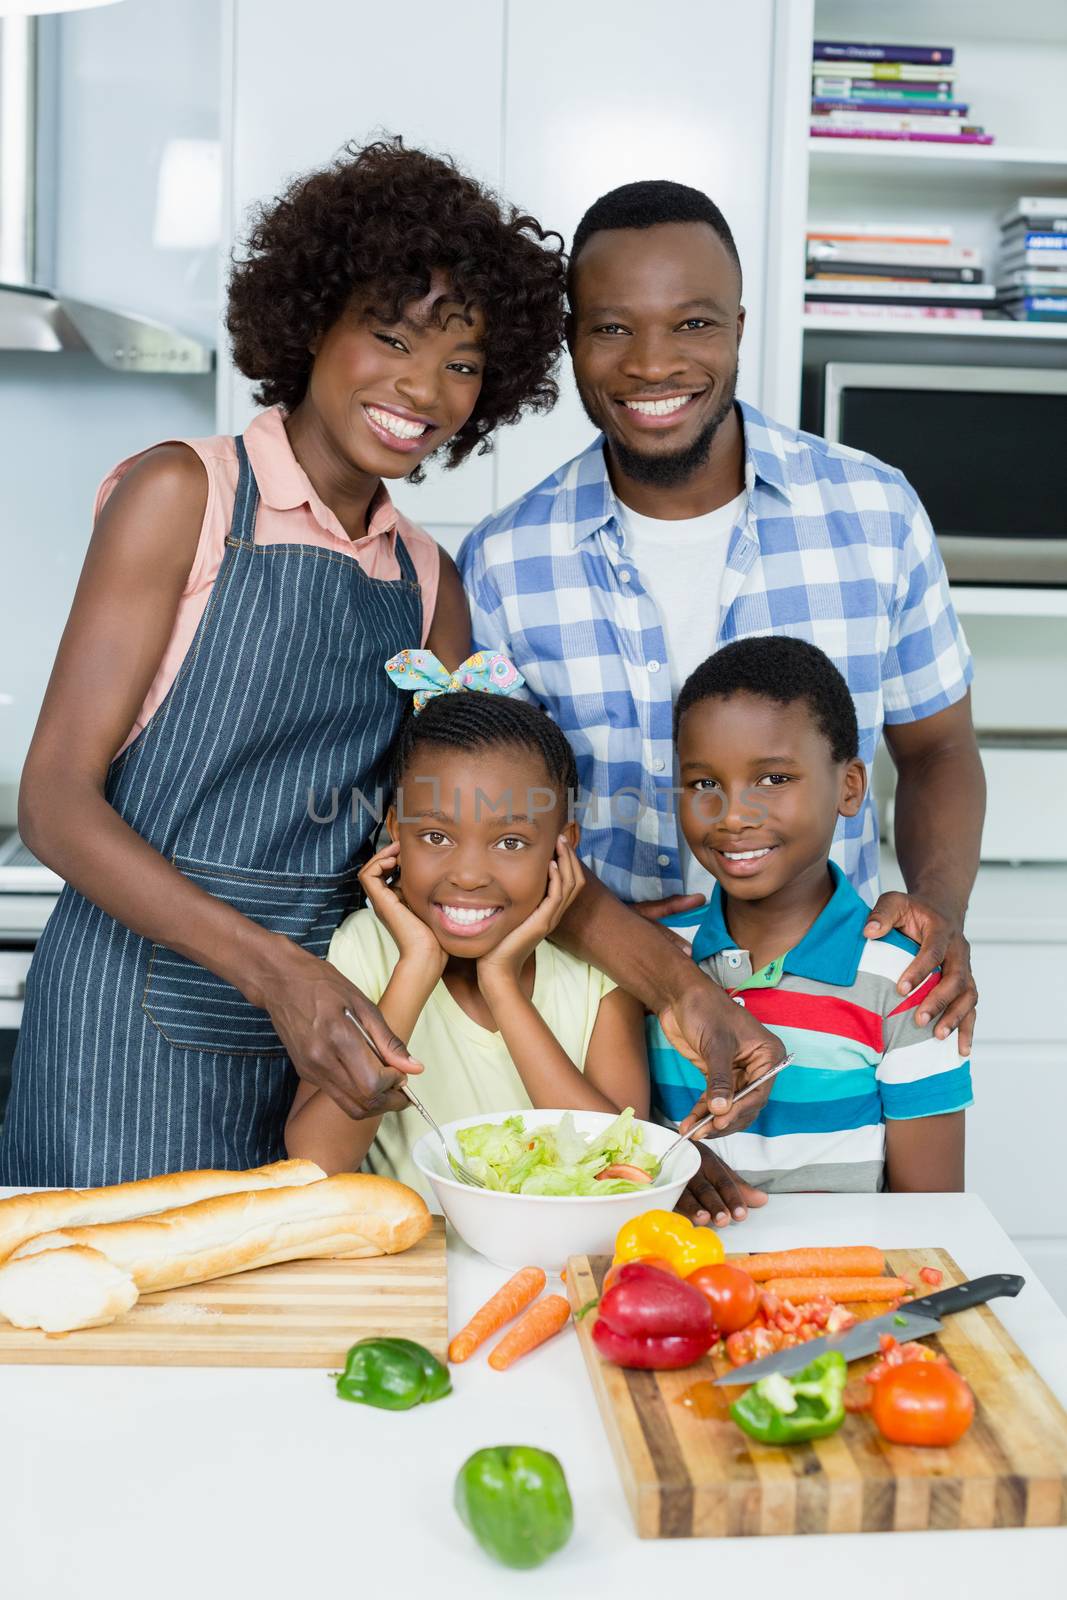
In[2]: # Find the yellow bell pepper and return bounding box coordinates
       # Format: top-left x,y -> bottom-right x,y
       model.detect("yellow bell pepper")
613,1210 -> 724,1274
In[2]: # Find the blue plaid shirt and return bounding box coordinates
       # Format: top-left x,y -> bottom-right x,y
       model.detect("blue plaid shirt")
457,402 -> 972,906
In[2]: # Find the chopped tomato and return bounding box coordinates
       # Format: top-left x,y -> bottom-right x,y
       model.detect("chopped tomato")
844,1381 -> 873,1413
725,1324 -> 783,1366
826,1305 -> 858,1334
919,1266 -> 943,1287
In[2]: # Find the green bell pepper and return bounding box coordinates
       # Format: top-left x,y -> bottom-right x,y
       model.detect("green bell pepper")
454,1446 -> 573,1569
730,1350 -> 848,1445
335,1337 -> 451,1410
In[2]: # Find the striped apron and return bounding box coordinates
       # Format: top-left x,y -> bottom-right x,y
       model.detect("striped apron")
0,438 -> 422,1186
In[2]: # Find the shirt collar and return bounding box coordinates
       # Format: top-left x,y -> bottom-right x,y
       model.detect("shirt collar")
691,862 -> 870,986
244,405 -> 400,546
562,399 -> 792,549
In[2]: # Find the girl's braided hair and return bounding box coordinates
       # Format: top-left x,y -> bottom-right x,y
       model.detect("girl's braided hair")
391,692 -> 578,816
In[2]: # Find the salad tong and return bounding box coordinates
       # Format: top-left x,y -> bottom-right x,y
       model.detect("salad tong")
649,1053 -> 795,1181
342,1008 -> 485,1187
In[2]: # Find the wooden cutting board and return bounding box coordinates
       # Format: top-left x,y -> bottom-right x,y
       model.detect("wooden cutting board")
565,1247 -> 1067,1537
0,1216 -> 447,1367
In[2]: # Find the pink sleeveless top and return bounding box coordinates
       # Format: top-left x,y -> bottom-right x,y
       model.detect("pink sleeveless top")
97,406 -> 441,755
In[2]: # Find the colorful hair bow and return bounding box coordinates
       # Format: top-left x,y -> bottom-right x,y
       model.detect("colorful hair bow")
384,648 -> 525,713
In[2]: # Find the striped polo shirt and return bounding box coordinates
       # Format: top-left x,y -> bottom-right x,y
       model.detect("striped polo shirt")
647,864 -> 973,1192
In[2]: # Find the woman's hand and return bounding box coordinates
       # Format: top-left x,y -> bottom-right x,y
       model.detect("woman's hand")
256,937 -> 422,1120
358,841 -> 447,983
477,836 -> 585,996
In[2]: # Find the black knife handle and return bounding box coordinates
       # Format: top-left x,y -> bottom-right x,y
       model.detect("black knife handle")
907,1273 -> 1025,1321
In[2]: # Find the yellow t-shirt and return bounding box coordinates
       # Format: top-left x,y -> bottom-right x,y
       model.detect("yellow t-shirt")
327,908 -> 617,1204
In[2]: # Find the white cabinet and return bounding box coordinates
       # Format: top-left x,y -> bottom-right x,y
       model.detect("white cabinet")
220,0 -> 792,539
880,852 -> 1067,1309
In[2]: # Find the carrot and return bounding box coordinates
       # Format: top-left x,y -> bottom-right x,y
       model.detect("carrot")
762,1275 -> 911,1304
448,1266 -> 547,1363
730,1247 -> 885,1281
488,1294 -> 572,1371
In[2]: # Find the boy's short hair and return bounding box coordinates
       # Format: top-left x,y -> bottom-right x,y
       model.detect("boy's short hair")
674,636 -> 859,763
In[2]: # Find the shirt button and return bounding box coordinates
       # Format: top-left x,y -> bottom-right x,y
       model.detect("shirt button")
657,853 -> 671,867
647,659 -> 661,674
652,758 -> 665,773
620,569 -> 632,584
727,953 -> 742,968
733,995 -> 746,1007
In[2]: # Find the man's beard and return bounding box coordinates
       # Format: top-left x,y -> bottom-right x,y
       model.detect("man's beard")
579,369 -> 738,489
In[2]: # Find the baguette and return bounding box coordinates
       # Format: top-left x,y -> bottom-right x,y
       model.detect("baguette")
0,1246 -> 138,1333
0,1158 -> 325,1263
11,1173 -> 431,1295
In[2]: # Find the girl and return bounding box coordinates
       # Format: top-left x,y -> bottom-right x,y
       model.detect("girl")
285,659 -> 649,1198
1,139 -> 565,1186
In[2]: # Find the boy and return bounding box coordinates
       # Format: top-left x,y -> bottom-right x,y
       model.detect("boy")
650,636 -> 972,1223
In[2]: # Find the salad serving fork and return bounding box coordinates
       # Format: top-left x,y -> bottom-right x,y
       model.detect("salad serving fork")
342,1008 -> 485,1187
648,1053 -> 795,1181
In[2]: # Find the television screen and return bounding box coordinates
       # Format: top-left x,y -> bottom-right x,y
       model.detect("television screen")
836,388 -> 1067,540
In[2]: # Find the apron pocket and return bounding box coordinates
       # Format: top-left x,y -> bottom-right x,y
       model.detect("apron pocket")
142,855 -> 360,1054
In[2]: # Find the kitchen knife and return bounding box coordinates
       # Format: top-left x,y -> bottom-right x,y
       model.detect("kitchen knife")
714,1272 -> 1025,1386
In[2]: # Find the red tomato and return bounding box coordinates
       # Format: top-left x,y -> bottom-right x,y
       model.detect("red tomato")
871,1361 -> 975,1447
685,1264 -> 760,1334
919,1266 -> 943,1287
595,1163 -> 653,1184
603,1256 -> 678,1294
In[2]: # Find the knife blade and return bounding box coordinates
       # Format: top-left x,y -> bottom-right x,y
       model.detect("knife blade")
714,1271 -> 1025,1386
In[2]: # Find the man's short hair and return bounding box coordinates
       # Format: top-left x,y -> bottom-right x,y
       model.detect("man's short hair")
568,179 -> 742,303
675,636 -> 860,763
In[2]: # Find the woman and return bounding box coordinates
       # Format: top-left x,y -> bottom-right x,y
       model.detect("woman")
1,138 -> 565,1186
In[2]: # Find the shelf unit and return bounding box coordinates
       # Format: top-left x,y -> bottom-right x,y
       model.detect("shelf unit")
808,140 -> 1067,185
949,587 -> 1067,618
803,313 -> 1067,339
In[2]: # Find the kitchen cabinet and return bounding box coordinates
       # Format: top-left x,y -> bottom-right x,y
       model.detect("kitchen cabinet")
219,0 -> 793,543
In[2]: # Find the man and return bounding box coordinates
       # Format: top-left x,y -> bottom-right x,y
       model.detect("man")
459,181 -> 984,1195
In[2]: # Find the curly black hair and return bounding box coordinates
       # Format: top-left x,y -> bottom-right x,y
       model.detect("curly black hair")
227,137 -> 566,474
392,692 -> 579,820
674,636 -> 859,763
568,179 -> 742,304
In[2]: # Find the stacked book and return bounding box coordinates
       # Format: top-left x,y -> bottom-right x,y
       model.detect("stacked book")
996,198 -> 1067,322
805,222 -> 995,322
811,40 -> 994,147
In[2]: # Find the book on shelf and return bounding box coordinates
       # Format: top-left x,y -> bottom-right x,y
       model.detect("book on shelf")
1000,249 -> 1067,270
806,280 -> 996,304
812,78 -> 956,100
1001,296 -> 1067,320
808,222 -> 954,244
807,241 -> 980,268
808,263 -> 983,284
814,41 -> 954,65
999,223 -> 1067,247
811,97 -> 969,116
805,302 -> 984,321
1000,268 -> 1067,290
812,63 -> 958,83
811,127 -> 994,146
812,114 -> 982,136
998,198 -> 1067,228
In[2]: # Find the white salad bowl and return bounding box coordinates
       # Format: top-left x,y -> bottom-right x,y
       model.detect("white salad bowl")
412,1108 -> 701,1271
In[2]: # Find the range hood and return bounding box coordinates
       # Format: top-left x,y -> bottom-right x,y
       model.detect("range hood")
0,16 -> 213,374
0,280 -> 214,373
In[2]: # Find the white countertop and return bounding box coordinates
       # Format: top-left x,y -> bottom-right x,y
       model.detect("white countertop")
3,1191 -> 1065,1599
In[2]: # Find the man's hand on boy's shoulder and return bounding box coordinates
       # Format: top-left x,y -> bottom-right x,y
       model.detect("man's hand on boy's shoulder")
677,1142 -> 769,1228
863,889 -> 977,1054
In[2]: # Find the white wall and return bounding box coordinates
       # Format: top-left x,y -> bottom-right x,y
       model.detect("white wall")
222,0 -> 787,547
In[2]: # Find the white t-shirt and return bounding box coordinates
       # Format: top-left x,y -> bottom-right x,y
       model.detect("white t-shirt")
616,490 -> 748,898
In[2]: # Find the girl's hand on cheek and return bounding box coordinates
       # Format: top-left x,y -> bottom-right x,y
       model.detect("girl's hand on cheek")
358,841 -> 447,978
476,837 -> 586,993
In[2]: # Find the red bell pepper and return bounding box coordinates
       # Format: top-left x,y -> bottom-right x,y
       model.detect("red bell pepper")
591,1262 -> 714,1370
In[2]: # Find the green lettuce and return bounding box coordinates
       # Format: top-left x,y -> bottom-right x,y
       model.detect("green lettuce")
454,1109 -> 657,1195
